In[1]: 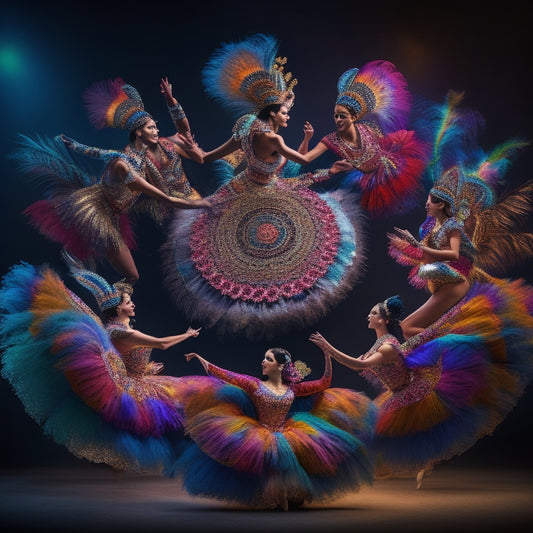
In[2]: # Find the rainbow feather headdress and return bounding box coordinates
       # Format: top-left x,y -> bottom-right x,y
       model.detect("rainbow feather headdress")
336,60 -> 411,133
62,251 -> 133,311
82,77 -> 152,132
424,91 -> 528,220
202,33 -> 298,117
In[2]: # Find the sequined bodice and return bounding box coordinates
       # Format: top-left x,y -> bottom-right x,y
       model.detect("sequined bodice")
361,334 -> 410,391
423,217 -> 475,262
207,363 -> 330,432
106,322 -> 152,375
322,123 -> 382,172
252,383 -> 295,430
137,139 -> 197,198
101,164 -> 141,212
61,135 -> 144,212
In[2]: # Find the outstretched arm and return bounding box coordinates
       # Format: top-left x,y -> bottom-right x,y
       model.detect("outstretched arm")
119,326 -> 201,351
264,132 -> 325,165
112,159 -> 211,209
389,227 -> 463,262
184,351 -> 211,373
309,332 -> 397,371
297,121 -> 329,162
160,78 -> 205,163
184,352 -> 258,394
201,137 -> 242,163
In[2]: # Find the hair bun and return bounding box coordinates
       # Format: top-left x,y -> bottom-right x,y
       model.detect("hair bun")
384,294 -> 404,320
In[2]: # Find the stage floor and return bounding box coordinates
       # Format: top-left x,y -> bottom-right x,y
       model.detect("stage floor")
1,464 -> 531,532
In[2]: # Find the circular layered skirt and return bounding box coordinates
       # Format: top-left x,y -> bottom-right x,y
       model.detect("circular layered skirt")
161,178 -> 366,339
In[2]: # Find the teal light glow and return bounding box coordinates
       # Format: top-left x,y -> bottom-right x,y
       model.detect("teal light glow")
0,46 -> 23,76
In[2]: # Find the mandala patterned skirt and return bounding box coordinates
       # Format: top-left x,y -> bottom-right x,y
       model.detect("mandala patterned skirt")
161,181 -> 366,339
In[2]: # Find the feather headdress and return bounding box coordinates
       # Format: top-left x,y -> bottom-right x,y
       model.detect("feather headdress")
336,60 -> 411,133
419,90 -> 528,221
202,33 -> 297,117
62,250 -> 133,311
83,78 -> 152,132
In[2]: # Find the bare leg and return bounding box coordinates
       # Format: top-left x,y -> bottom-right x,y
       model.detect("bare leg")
416,469 -> 425,489
106,246 -> 140,284
401,280 -> 470,339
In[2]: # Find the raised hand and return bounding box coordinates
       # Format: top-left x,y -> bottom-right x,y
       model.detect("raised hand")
160,77 -> 175,104
393,227 -> 420,247
303,121 -> 314,139
185,326 -> 201,338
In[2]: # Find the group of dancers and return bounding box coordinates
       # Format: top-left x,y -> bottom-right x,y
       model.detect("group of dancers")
1,33 -> 533,511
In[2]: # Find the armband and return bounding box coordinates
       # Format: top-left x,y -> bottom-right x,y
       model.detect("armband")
168,103 -> 186,121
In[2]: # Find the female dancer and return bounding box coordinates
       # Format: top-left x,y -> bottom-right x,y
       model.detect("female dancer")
161,33 -> 366,339
88,76 -> 207,227
0,257 -> 204,473
388,184 -> 475,339
297,61 -> 428,218
169,343 -> 376,510
11,78 -> 211,284
388,91 -> 532,339
310,289 -> 533,488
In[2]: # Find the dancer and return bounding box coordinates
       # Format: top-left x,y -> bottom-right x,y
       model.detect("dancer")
12,85 -> 211,283
168,343 -> 376,510
388,184 -> 475,339
297,61 -> 428,217
84,76 -> 207,227
0,257 -> 203,473
161,33 -> 367,339
388,91 -> 531,338
310,289 -> 533,488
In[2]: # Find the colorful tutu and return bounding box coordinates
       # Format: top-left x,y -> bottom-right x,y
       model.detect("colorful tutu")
166,372 -> 377,507
369,281 -> 533,476
0,262 -> 190,473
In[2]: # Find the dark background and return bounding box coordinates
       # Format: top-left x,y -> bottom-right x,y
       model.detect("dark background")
1,2 -> 531,471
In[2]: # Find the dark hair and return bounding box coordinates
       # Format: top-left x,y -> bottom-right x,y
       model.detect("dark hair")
102,291 -> 135,327
378,295 -> 405,343
261,347 -> 293,384
270,346 -> 292,365
335,103 -> 358,120
102,304 -> 120,324
257,103 -> 283,121
429,193 -> 453,218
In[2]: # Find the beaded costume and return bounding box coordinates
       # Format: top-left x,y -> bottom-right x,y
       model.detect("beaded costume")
161,34 -> 366,339
125,137 -> 202,227
12,135 -> 148,261
167,360 -> 376,507
361,280 -> 533,476
319,61 -> 429,218
376,91 -> 533,475
389,91 -> 532,292
0,261 -> 198,473
83,76 -> 204,227
162,115 -> 366,339
390,214 -> 476,293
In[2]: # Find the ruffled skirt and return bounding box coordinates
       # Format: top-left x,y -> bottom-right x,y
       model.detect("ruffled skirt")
369,280 -> 533,475
166,382 -> 377,507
